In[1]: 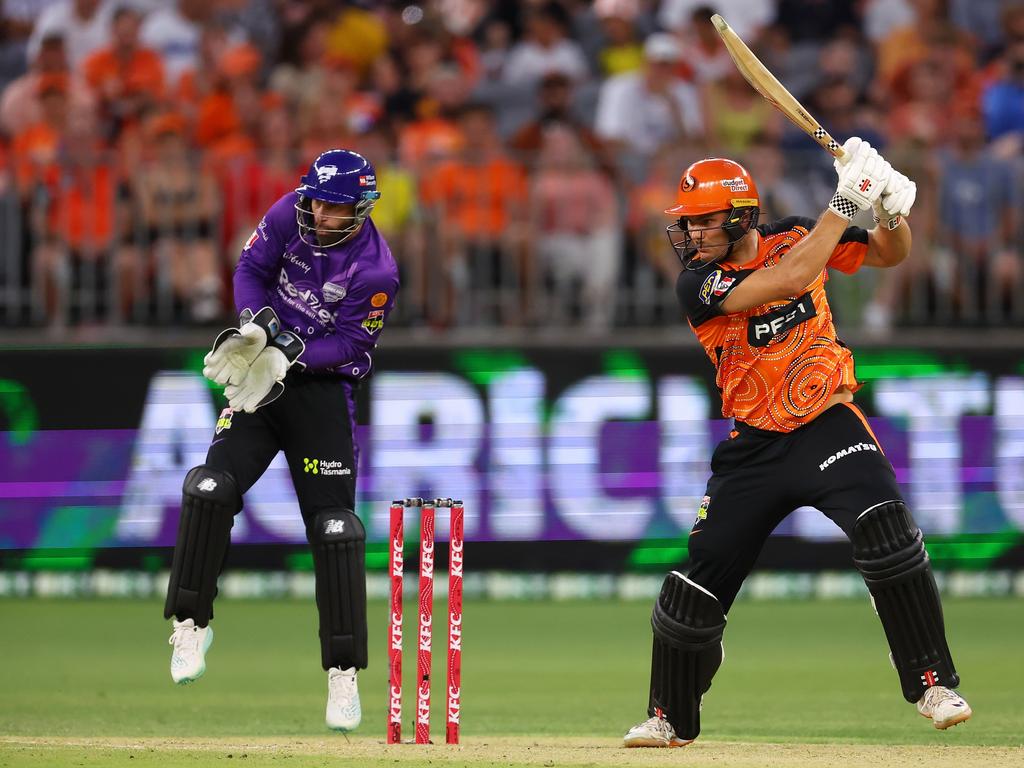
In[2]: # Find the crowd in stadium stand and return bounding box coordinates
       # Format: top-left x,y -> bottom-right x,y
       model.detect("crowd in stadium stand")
0,0 -> 1021,332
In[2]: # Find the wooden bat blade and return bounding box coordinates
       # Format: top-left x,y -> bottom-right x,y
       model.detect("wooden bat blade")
710,13 -> 845,160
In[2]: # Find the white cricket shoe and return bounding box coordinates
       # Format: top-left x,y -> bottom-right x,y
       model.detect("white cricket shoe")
623,715 -> 693,748
168,619 -> 213,684
917,686 -> 972,729
326,667 -> 361,731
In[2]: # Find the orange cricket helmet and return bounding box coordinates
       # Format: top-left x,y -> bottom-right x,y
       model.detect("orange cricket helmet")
664,158 -> 761,269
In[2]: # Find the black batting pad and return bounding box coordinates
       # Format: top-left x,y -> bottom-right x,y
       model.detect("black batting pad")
307,510 -> 368,670
648,571 -> 727,740
163,466 -> 240,626
852,501 -> 960,702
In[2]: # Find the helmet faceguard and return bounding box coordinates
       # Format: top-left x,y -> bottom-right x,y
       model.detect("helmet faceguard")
295,194 -> 379,248
663,158 -> 760,270
666,206 -> 760,270
294,149 -> 381,249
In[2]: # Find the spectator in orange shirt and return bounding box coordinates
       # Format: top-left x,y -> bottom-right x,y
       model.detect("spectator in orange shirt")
31,109 -> 135,324
134,113 -> 223,323
83,6 -> 165,141
172,21 -> 233,117
195,43 -> 262,151
11,74 -> 69,196
421,102 -> 527,326
397,64 -> 466,171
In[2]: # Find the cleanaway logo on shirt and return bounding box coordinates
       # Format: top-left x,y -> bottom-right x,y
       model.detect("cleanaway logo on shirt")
819,442 -> 878,471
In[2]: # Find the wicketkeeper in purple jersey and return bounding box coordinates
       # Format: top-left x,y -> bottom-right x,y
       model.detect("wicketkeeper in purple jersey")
163,149 -> 399,732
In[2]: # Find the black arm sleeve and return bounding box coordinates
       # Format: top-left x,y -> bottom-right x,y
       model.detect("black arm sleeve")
675,267 -> 756,327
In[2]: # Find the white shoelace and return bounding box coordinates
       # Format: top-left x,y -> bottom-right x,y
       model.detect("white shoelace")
328,670 -> 356,701
924,686 -> 962,707
635,716 -> 674,739
169,623 -> 201,655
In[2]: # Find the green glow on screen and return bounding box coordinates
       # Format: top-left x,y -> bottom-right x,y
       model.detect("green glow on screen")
0,379 -> 39,445
453,350 -> 530,387
604,349 -> 647,378
926,533 -> 1022,570
285,552 -> 314,571
853,350 -> 967,380
18,550 -> 94,571
627,539 -> 689,569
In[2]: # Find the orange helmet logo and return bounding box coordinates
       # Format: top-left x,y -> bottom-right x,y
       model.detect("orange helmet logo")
665,158 -> 759,217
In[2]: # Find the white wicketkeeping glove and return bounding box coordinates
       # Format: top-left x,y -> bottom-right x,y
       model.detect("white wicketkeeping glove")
225,347 -> 289,413
873,170 -> 916,228
202,307 -> 281,386
829,137 -> 893,221
223,330 -> 305,413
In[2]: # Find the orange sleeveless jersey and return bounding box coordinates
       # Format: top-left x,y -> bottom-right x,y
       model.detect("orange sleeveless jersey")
676,216 -> 869,433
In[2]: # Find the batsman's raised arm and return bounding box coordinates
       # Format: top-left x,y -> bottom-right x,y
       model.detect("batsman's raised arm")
716,137 -> 893,313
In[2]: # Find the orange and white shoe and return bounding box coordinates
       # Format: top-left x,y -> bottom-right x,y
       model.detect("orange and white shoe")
623,716 -> 693,748
917,686 -> 972,729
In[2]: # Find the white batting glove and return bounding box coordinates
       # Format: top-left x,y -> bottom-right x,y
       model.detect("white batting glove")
873,171 -> 916,229
829,137 -> 893,221
225,346 -> 289,413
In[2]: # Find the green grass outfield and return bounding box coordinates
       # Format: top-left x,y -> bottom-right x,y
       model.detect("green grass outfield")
1,597 -> 1021,767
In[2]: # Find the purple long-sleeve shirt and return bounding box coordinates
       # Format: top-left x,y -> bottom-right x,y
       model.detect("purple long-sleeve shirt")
234,192 -> 400,378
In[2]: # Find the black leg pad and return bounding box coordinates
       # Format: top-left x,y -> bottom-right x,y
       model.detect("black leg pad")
307,510 -> 367,670
648,571 -> 727,740
852,501 -> 959,702
163,466 -> 240,626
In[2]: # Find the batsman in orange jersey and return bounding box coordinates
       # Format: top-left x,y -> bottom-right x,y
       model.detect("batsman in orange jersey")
623,138 -> 972,749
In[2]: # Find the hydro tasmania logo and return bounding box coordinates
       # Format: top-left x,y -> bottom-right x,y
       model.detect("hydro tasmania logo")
303,458 -> 352,476
819,442 -> 878,471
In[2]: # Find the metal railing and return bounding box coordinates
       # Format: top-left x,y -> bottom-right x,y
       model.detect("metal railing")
1,146 -> 1022,336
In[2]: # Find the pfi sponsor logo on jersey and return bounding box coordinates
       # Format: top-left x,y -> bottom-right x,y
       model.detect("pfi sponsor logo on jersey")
747,293 -> 816,346
819,441 -> 878,471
